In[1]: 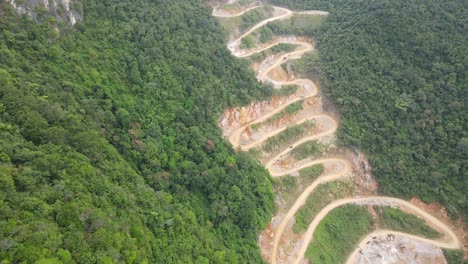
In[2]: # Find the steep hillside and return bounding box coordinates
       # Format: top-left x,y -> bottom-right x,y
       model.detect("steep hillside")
0,0 -> 274,262
211,2 -> 463,264
271,0 -> 467,219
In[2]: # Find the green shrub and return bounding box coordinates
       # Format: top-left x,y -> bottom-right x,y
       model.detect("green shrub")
305,205 -> 374,264
443,250 -> 464,264
290,140 -> 323,160
262,120 -> 315,153
285,100 -> 304,114
375,206 -> 442,239
275,84 -> 299,97
294,181 -> 351,232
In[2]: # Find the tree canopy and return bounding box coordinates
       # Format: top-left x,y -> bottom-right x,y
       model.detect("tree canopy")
0,0 -> 275,262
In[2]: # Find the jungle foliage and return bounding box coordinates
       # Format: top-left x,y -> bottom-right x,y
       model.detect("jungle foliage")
0,0 -> 276,262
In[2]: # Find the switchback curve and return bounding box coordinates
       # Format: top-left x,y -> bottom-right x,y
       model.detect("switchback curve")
212,3 -> 461,264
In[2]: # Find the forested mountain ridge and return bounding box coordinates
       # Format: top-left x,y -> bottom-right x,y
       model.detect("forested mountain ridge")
271,0 -> 467,219
1,0 -> 465,262
0,0 -> 275,262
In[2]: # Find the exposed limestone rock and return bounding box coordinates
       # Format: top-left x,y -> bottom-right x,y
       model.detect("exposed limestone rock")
6,0 -> 83,25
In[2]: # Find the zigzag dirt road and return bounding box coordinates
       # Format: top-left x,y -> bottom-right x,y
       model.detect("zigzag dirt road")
212,3 -> 461,264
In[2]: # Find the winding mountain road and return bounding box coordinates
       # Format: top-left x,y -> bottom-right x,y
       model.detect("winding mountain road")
212,3 -> 461,264
212,1 -> 262,18
292,197 -> 461,264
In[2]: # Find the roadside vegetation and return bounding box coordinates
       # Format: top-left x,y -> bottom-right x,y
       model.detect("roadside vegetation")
218,5 -> 274,36
274,164 -> 324,208
285,100 -> 304,114
265,100 -> 303,123
288,52 -> 320,76
239,4 -> 274,33
248,43 -> 298,63
299,164 -> 324,178
442,250 -> 465,264
262,120 -> 315,153
238,11 -> 325,56
250,123 -> 259,131
257,26 -> 274,43
374,206 -> 442,239
305,205 -> 374,264
266,111 -> 285,123
273,84 -> 299,97
266,13 -> 326,36
240,35 -> 255,49
290,140 -> 323,160
247,13 -> 325,42
294,180 -> 352,232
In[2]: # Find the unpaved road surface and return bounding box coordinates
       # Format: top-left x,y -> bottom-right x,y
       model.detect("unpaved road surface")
212,1 -> 263,18
293,197 -> 461,264
212,4 -> 462,264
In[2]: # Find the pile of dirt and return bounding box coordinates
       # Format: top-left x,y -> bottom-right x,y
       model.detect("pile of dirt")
352,233 -> 447,264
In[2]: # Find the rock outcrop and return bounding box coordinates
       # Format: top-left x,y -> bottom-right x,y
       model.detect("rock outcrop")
7,0 -> 83,25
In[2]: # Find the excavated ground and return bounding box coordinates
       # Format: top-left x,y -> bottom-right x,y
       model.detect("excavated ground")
351,233 -> 447,264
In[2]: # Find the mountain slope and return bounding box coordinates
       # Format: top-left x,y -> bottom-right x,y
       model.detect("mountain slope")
271,0 -> 467,219
0,0 -> 275,262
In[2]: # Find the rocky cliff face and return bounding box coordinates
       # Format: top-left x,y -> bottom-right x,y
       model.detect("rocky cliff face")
7,0 -> 82,25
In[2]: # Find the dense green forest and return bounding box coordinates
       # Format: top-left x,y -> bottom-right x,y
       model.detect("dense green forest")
1,0 -> 466,262
0,0 -> 276,262
271,0 -> 467,219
